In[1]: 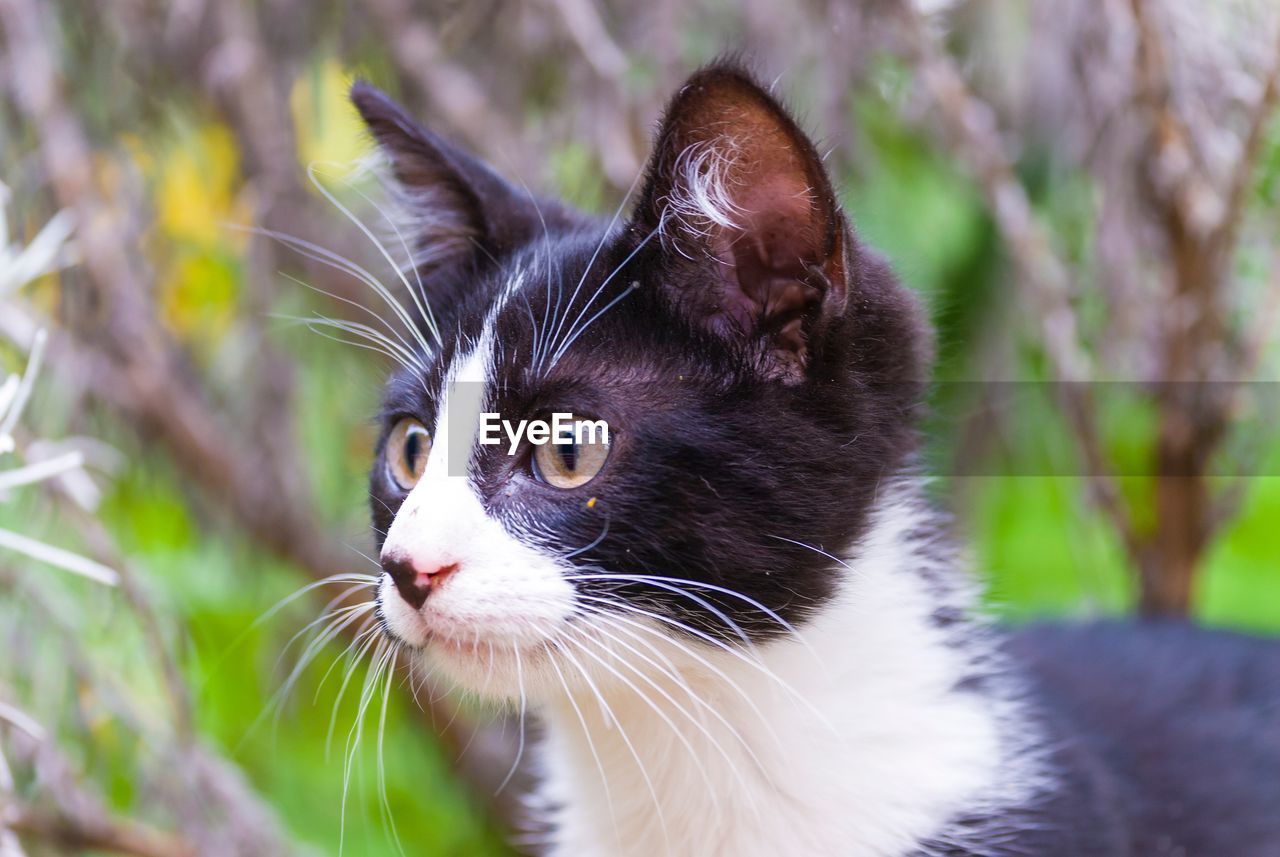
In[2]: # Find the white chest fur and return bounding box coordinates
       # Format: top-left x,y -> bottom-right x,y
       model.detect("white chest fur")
532,485 -> 1040,857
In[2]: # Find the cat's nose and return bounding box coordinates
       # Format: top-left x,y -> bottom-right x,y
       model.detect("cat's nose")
380,553 -> 459,609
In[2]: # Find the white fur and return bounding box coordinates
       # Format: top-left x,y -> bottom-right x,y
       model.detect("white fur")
378,323 -> 1043,855
533,486 -> 1041,856
660,140 -> 744,246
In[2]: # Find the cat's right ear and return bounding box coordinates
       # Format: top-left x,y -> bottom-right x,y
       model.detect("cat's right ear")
350,81 -> 544,271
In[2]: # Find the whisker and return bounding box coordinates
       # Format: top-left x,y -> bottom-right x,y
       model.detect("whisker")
570,592 -> 836,734
308,164 -> 441,351
271,604 -> 377,735
569,613 -> 771,808
565,625 -> 732,796
232,591 -> 376,753
376,646 -> 406,857
576,606 -> 788,764
341,637 -> 393,854
552,633 -> 674,852
564,515 -> 611,559
249,573 -> 379,638
330,168 -> 442,345
301,315 -> 426,372
277,596 -> 375,678
569,570 -> 816,656
297,322 -> 422,376
545,638 -> 621,845
316,613 -> 380,704
567,571 -> 759,651
327,626 -> 383,758
239,224 -> 434,365
276,269 -> 422,360
495,643 -> 528,796
540,170 -> 644,373
546,226 -> 659,370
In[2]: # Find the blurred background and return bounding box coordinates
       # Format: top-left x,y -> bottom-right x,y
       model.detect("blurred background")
1,0 -> 1278,854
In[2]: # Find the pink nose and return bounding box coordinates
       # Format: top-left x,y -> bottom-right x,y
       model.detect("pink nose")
380,554 -> 459,609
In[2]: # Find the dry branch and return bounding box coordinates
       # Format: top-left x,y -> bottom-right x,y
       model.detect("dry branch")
361,0 -> 535,180
0,0 -> 504,836
888,0 -> 1143,564
890,0 -> 1280,615
3,801 -> 195,857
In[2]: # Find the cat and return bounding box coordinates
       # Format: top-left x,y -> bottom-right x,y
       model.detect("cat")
352,64 -> 1280,856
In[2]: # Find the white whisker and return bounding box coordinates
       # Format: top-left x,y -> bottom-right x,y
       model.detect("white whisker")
495,643 -> 528,796
330,168 -> 442,345
376,646 -> 406,857
546,638 -> 622,845
552,633 -> 674,852
540,170 -> 643,373
576,606 -> 788,763
341,637 -> 393,855
308,164 -> 442,351
570,592 -> 836,734
546,226 -> 659,371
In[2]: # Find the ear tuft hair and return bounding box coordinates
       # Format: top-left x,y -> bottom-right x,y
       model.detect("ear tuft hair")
633,63 -> 850,382
662,137 -> 747,241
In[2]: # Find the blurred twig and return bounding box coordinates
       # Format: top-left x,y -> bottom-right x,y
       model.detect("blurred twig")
1,0 -> 343,581
890,0 -> 1280,615
361,0 -> 534,179
1,701 -> 195,857
1128,0 -> 1222,236
888,0 -> 1142,564
1211,27 -> 1280,272
0,0 -> 501,840
3,801 -> 195,857
546,0 -> 627,81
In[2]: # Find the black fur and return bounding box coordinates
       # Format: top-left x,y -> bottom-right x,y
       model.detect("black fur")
921,623 -> 1280,856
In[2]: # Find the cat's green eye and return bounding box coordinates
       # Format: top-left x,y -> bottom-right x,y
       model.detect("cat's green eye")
386,417 -> 431,491
532,421 -> 610,490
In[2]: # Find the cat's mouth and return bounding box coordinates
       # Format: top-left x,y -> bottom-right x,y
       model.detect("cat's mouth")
374,572 -> 564,694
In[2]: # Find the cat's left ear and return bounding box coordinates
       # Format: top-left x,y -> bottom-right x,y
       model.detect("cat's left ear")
351,81 -> 549,272
632,65 -> 849,381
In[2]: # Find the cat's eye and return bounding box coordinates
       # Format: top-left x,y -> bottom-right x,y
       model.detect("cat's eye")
386,417 -> 431,490
532,420 -> 610,489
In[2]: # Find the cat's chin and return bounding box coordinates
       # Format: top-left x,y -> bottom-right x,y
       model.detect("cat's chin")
415,635 -> 560,701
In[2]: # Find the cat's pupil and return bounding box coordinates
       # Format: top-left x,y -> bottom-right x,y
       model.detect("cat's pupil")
405,433 -> 422,469
558,442 -> 579,471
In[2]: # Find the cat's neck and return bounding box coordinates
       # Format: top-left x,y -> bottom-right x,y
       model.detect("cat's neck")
534,480 -> 1044,857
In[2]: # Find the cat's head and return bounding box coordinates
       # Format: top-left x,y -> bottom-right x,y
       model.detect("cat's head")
355,64 -> 928,699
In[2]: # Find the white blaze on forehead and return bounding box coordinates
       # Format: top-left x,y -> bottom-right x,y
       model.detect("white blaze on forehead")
428,327 -> 494,482
430,275 -> 524,473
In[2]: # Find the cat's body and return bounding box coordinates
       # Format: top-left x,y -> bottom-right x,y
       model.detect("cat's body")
983,623 -> 1280,857
350,64 -> 1280,855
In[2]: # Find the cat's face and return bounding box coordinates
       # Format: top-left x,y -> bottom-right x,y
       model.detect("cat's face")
357,66 -> 927,700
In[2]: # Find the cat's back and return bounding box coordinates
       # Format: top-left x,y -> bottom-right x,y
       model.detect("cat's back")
1009,621 -> 1280,856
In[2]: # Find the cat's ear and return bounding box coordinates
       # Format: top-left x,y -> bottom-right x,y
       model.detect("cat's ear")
632,65 -> 849,381
350,81 -> 545,271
